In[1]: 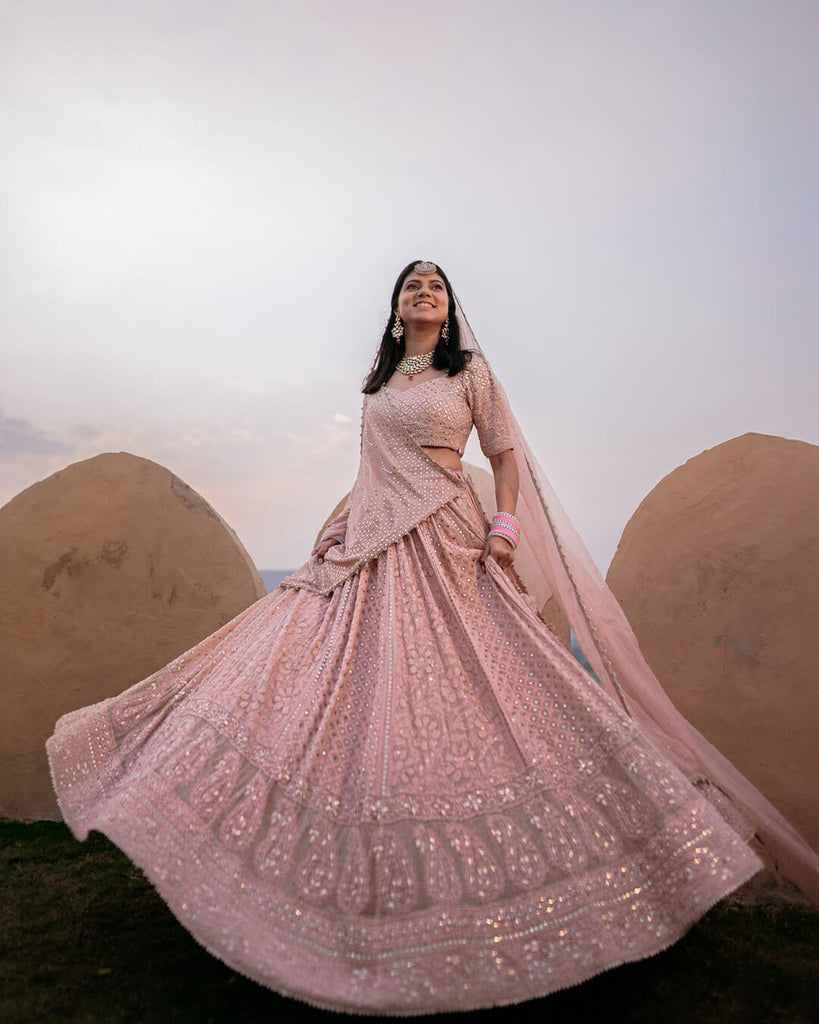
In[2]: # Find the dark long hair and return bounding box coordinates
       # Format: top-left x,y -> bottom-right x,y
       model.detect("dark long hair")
362,261 -> 472,393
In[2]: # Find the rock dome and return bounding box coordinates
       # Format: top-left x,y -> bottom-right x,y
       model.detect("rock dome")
0,453 -> 266,820
606,433 -> 819,851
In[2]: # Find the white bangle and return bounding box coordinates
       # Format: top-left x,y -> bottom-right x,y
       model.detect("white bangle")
488,527 -> 519,550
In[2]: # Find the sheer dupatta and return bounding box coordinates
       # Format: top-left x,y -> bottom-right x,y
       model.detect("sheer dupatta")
456,299 -> 819,905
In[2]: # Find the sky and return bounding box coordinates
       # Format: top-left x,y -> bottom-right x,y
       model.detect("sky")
2,0 -> 818,572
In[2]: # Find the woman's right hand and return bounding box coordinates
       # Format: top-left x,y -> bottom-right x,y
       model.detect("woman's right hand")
479,534 -> 516,570
311,537 -> 341,561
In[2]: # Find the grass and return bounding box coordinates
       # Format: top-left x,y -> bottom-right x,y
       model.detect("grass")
1,819 -> 817,1024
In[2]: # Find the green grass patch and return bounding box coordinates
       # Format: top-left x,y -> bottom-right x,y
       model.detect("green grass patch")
2,819 -> 817,1023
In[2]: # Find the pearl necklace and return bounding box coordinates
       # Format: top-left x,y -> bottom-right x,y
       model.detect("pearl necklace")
395,351 -> 434,381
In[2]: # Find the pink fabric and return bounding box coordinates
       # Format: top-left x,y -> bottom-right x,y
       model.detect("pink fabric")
317,497 -> 352,548
281,353 -> 513,597
47,383 -> 765,1012
389,354 -> 515,458
454,304 -> 819,906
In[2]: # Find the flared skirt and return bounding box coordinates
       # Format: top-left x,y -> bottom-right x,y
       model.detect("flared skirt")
46,477 -> 762,1014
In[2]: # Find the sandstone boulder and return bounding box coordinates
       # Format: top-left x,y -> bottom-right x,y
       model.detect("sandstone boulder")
0,452 -> 266,820
606,433 -> 819,851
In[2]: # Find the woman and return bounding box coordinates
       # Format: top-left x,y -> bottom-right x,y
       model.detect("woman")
47,261 -> 818,1015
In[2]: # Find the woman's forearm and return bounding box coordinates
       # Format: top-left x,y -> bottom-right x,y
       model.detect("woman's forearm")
489,450 -> 519,515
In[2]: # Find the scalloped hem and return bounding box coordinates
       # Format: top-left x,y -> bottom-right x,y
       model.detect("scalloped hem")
62,781 -> 763,1016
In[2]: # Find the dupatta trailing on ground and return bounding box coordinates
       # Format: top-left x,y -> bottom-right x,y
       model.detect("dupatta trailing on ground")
450,300 -> 819,905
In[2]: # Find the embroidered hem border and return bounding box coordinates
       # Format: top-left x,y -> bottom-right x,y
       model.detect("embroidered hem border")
49,755 -> 760,1015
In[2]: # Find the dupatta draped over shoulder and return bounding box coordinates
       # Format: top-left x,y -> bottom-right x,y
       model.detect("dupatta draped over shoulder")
281,352 -> 514,597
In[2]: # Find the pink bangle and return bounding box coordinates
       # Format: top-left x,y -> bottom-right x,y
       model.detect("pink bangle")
493,512 -> 520,529
489,511 -> 520,550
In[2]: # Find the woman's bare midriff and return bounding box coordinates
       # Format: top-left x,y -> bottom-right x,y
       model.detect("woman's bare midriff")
422,446 -> 462,471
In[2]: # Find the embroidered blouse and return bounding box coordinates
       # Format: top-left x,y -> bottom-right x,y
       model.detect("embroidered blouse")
396,352 -> 515,458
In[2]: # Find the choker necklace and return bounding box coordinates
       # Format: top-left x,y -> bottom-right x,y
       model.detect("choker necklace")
395,351 -> 434,381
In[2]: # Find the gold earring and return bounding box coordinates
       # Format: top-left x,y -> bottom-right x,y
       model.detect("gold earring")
440,317 -> 449,341
391,315 -> 404,341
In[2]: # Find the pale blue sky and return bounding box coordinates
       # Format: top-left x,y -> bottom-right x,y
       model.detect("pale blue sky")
2,1 -> 817,571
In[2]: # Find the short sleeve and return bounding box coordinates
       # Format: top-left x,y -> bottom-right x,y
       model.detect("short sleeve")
464,353 -> 515,457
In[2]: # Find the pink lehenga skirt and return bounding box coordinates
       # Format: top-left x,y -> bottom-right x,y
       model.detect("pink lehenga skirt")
46,474 -> 762,1015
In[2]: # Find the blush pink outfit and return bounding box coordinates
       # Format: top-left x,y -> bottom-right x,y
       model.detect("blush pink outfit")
46,330 -> 817,1014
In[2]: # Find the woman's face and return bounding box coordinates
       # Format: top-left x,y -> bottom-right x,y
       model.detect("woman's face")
395,272 -> 449,330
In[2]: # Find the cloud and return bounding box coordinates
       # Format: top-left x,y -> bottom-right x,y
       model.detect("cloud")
0,412 -> 69,457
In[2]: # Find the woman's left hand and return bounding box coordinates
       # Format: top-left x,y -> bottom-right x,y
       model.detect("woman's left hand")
479,535 -> 515,570
312,537 -> 340,561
